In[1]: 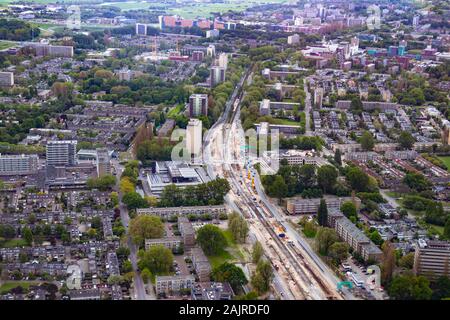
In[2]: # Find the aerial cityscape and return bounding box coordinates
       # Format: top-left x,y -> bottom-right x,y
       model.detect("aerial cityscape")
0,0 -> 449,303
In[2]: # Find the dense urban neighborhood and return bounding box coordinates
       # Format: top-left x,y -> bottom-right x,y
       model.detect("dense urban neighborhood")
0,0 -> 449,302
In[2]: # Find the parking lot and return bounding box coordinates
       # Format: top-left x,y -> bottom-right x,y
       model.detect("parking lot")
343,258 -> 387,300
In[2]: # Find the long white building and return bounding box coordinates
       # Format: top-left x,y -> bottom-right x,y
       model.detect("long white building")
0,154 -> 39,175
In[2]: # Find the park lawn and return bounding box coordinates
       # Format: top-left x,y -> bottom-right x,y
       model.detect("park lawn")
385,191 -> 402,199
0,281 -> 40,294
207,249 -> 235,270
0,41 -> 16,50
167,104 -> 183,119
0,238 -> 27,248
438,156 -> 450,172
207,230 -> 245,269
272,118 -> 301,126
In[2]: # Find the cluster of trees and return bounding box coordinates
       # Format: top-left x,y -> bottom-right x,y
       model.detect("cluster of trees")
0,105 -> 46,144
388,273 -> 433,300
158,178 -> 230,207
81,71 -> 189,105
403,172 -> 432,192
398,131 -> 415,150
262,163 -> 351,201
227,212 -> 249,244
314,226 -> 349,265
138,245 -> 174,278
360,131 -> 375,151
129,215 -> 164,248
196,224 -> 228,256
0,19 -> 40,41
344,165 -> 378,193
86,175 -> 116,191
119,161 -> 149,210
280,136 -> 324,151
250,260 -> 274,295
212,263 -> 248,294
136,138 -> 174,165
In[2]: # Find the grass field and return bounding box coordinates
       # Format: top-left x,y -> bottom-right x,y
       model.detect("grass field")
0,238 -> 28,248
167,104 -> 183,119
207,229 -> 245,269
0,281 -> 40,294
438,156 -> 450,172
0,41 -> 16,50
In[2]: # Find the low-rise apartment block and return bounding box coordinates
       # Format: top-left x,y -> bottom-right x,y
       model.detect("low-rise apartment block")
145,237 -> 182,250
328,210 -> 382,262
191,246 -> 211,282
0,154 -> 39,176
155,275 -> 195,294
178,216 -> 195,247
286,197 -> 360,215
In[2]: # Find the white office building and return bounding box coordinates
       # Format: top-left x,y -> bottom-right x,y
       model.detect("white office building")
0,154 -> 38,175
46,140 -> 77,167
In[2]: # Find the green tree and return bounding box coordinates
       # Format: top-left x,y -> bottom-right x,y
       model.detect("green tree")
315,227 -> 338,256
212,262 -> 248,294
22,227 -> 33,245
110,192 -> 119,207
341,201 -> 357,218
251,260 -> 274,295
360,131 -> 375,151
398,252 -> 415,269
317,165 -> 338,193
398,131 -> 415,150
270,175 -> 288,203
129,215 -> 164,247
228,212 -> 249,243
444,218 -> 450,240
122,192 -> 148,210
328,242 -> 349,264
403,173 -> 431,192
369,230 -> 383,246
409,87 -> 425,105
317,199 -> 328,227
141,268 -> 152,283
252,241 -> 264,264
389,273 -> 432,300
196,224 -> 227,255
334,149 -> 342,166
432,276 -> 450,300
381,241 -> 396,284
345,166 -> 370,192
138,245 -> 174,275
107,275 -> 124,285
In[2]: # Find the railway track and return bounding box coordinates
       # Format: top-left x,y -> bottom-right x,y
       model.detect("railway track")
221,82 -> 338,300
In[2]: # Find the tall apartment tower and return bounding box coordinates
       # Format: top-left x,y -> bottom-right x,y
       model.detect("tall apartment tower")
314,87 -> 324,109
217,53 -> 228,69
207,44 -> 216,57
136,23 -> 148,36
189,94 -> 208,117
412,15 -> 420,29
186,119 -> 202,163
210,66 -> 226,88
0,72 -> 14,87
96,148 -> 111,177
46,140 -> 77,167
